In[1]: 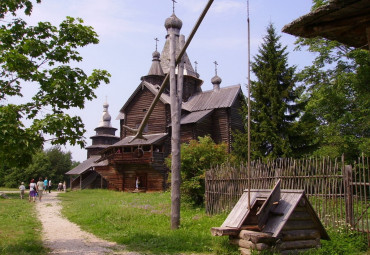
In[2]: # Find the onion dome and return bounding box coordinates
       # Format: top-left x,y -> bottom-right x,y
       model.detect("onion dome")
165,13 -> 183,30
211,75 -> 222,91
152,50 -> 160,59
98,102 -> 112,127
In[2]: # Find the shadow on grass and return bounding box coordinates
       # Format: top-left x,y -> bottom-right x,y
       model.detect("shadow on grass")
0,239 -> 48,255
119,232 -> 234,255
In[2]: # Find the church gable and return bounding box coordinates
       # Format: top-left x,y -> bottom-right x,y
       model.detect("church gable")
123,86 -> 167,137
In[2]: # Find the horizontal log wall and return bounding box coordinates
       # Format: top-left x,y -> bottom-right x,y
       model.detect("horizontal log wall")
95,165 -> 124,191
122,164 -> 167,192
124,87 -> 167,137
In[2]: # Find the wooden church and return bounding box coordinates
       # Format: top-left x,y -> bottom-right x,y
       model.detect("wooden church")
67,11 -> 244,192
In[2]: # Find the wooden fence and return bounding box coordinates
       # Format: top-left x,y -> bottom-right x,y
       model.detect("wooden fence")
205,156 -> 369,237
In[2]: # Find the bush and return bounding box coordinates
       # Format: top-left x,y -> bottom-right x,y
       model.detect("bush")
166,136 -> 234,206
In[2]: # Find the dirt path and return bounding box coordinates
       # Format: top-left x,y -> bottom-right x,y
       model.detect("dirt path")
36,192 -> 139,255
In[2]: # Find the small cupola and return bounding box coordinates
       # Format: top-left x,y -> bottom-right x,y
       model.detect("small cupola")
211,61 -> 222,92
98,101 -> 112,127
148,38 -> 164,76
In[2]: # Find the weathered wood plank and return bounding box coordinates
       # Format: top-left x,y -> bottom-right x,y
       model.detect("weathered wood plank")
239,230 -> 276,244
210,227 -> 240,236
257,180 -> 281,229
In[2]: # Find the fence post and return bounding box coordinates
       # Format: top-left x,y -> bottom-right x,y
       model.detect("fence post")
344,165 -> 354,226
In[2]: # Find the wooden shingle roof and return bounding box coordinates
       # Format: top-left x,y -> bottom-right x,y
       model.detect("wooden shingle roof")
65,156 -> 100,175
110,133 -> 168,147
183,85 -> 241,112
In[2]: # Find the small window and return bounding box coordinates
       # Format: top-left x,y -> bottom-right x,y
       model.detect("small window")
123,147 -> 131,153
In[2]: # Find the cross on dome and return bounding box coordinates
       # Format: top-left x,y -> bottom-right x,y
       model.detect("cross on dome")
194,61 -> 198,73
213,61 -> 218,76
171,0 -> 177,14
154,38 -> 159,51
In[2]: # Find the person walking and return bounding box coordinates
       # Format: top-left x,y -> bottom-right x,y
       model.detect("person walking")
63,181 -> 67,192
37,177 -> 44,202
19,182 -> 25,199
43,177 -> 48,194
48,179 -> 52,193
29,179 -> 37,202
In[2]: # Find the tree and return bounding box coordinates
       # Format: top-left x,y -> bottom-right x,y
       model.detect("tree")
294,0 -> 370,160
0,0 -> 110,169
238,23 -> 305,159
295,38 -> 370,161
1,146 -> 76,188
166,136 -> 233,206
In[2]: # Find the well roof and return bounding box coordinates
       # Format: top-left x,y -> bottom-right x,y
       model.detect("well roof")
282,0 -> 370,49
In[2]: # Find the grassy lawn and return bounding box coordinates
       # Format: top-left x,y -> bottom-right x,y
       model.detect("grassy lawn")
59,189 -> 369,255
59,189 -> 238,254
0,192 -> 48,255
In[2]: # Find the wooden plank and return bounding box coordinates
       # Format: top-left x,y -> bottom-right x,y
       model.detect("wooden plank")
221,192 -> 257,228
239,230 -> 275,244
263,192 -> 304,237
257,180 -> 281,229
210,227 -> 239,236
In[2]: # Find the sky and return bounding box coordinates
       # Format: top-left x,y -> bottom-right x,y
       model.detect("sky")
13,0 -> 316,163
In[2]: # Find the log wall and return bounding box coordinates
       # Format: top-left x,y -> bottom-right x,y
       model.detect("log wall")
95,165 -> 124,191
124,87 -> 167,137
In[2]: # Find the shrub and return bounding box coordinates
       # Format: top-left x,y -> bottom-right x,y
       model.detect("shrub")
166,136 -> 234,206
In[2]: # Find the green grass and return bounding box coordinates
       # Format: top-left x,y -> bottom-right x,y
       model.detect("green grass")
0,193 -> 48,255
0,187 -> 18,191
59,189 -> 238,254
59,189 -> 369,255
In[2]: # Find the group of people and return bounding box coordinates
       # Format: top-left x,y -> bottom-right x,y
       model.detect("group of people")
18,177 -> 66,202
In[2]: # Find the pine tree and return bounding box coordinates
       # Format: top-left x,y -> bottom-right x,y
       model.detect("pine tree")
249,23 -> 302,159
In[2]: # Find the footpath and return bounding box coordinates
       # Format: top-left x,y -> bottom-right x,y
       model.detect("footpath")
35,192 -> 139,255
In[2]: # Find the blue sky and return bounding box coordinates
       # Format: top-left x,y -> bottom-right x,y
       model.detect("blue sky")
15,0 -> 315,162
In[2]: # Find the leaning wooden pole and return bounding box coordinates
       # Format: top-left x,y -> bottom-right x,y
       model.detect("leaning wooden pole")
247,0 -> 251,210
128,0 -> 214,143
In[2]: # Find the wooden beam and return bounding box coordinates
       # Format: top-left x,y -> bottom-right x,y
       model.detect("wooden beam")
211,227 -> 240,236
239,230 -> 275,244
229,238 -> 270,251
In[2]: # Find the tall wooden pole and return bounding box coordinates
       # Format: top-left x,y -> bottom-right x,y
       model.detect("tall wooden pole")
247,0 -> 251,210
170,35 -> 185,230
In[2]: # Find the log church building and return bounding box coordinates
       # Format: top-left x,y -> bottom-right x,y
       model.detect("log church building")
66,11 -> 244,192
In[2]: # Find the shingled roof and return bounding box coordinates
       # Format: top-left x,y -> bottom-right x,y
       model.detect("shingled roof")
282,0 -> 370,49
110,133 -> 168,147
66,156 -> 100,175
183,84 -> 241,112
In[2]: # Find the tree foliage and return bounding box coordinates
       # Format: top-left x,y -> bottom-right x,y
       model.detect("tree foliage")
234,23 -> 307,161
0,146 -> 77,188
0,0 -> 110,169
166,136 -> 233,206
293,0 -> 369,160
295,39 -> 370,160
